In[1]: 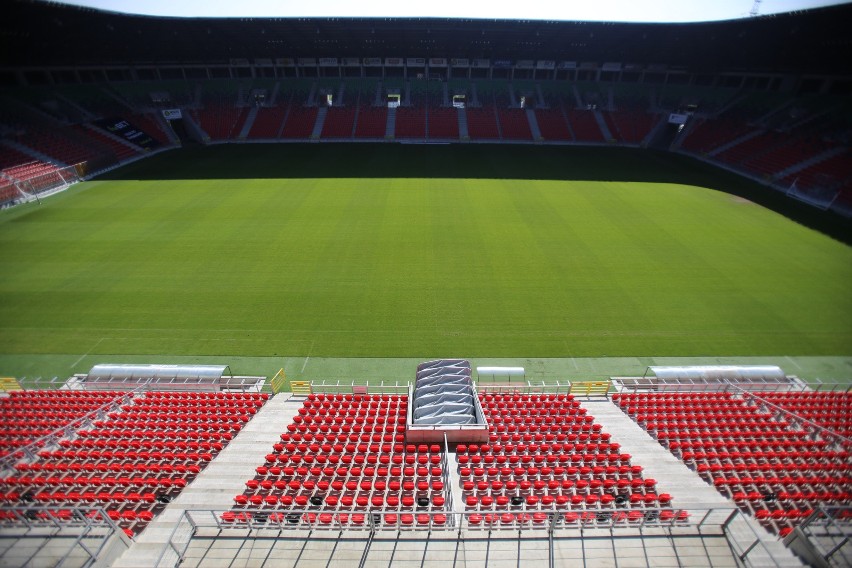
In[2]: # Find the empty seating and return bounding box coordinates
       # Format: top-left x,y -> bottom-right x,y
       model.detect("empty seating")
395,107 -> 426,139
354,105 -> 387,139
280,107 -> 318,138
247,106 -> 288,139
461,393 -> 677,526
72,125 -> 140,161
427,108 -> 459,139
613,391 -> 851,535
191,104 -> 249,140
466,106 -> 500,140
497,108 -> 533,141
605,110 -> 658,145
321,106 -> 357,138
535,108 -> 573,141
679,118 -> 753,155
566,110 -> 605,142
230,394 -> 449,525
0,390 -> 268,536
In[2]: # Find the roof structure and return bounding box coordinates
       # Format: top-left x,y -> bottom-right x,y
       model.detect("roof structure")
644,365 -> 788,381
3,0 -> 852,73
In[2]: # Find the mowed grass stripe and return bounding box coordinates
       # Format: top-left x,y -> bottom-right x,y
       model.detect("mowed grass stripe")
0,177 -> 850,358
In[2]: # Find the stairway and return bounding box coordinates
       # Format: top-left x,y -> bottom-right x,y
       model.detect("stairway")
374,81 -> 383,106
776,145 -> 847,179
112,394 -> 298,568
457,107 -> 469,140
525,108 -> 542,141
311,106 -> 328,139
385,106 -> 396,138
592,109 -> 613,141
587,401 -> 802,568
337,82 -> 346,106
1,139 -> 66,167
470,82 -> 480,107
707,129 -> 763,157
306,81 -> 317,106
442,82 -> 450,107
181,112 -> 208,143
238,106 -> 259,139
82,122 -> 142,154
268,81 -> 281,106
535,83 -> 547,109
572,84 -> 584,108
507,84 -> 518,107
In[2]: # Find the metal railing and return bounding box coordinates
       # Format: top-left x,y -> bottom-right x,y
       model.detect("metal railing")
794,505 -> 852,567
733,386 -> 852,449
310,380 -> 410,395
160,505 -> 787,568
0,505 -> 130,567
0,387 -> 144,473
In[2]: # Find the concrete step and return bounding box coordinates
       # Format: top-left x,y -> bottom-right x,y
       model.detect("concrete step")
112,393 -> 296,568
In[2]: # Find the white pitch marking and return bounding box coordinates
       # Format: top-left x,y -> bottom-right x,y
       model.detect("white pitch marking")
70,337 -> 105,368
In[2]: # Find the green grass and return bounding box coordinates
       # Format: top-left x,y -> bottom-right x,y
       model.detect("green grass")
1,144 -> 850,374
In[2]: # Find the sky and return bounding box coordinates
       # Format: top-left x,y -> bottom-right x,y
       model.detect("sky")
52,0 -> 850,22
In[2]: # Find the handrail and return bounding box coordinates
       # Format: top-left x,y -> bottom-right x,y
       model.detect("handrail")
163,505 -> 786,568
0,385 -> 148,472
175,505 -> 724,535
0,505 -> 130,567
731,385 -> 852,448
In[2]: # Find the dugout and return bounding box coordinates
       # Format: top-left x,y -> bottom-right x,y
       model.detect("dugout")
70,363 -> 265,392
627,365 -> 798,391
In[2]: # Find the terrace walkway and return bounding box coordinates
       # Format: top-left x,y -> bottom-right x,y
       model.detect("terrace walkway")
112,393 -> 297,568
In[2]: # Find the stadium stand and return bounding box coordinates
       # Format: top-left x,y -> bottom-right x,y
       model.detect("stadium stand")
0,390 -> 269,537
606,110 -> 659,145
535,107 -> 574,141
566,109 -> 606,142
230,394 -> 451,527
466,105 -> 500,140
395,105 -> 427,139
427,107 -> 459,140
464,393 -> 675,521
280,106 -> 319,139
321,105 -> 357,138
353,104 -> 388,139
498,108 -> 533,141
72,125 -> 140,161
612,391 -> 851,537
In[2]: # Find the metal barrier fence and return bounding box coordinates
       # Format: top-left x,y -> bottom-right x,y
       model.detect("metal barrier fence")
310,380 -> 410,395
0,387 -> 144,473
0,505 -> 130,567
792,505 -> 852,567
731,383 -> 852,448
160,506 -> 789,568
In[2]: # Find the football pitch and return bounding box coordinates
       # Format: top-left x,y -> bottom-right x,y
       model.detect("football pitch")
0,144 -> 850,379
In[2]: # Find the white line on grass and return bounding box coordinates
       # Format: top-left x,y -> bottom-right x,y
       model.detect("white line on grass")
70,337 -> 105,368
300,340 -> 315,373
785,356 -> 803,370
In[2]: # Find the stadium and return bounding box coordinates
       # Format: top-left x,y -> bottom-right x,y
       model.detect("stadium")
0,0 -> 850,566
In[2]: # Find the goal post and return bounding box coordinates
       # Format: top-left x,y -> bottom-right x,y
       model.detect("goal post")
11,164 -> 82,205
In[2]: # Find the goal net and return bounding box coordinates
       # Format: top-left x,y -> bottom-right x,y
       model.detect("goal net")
11,164 -> 81,205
